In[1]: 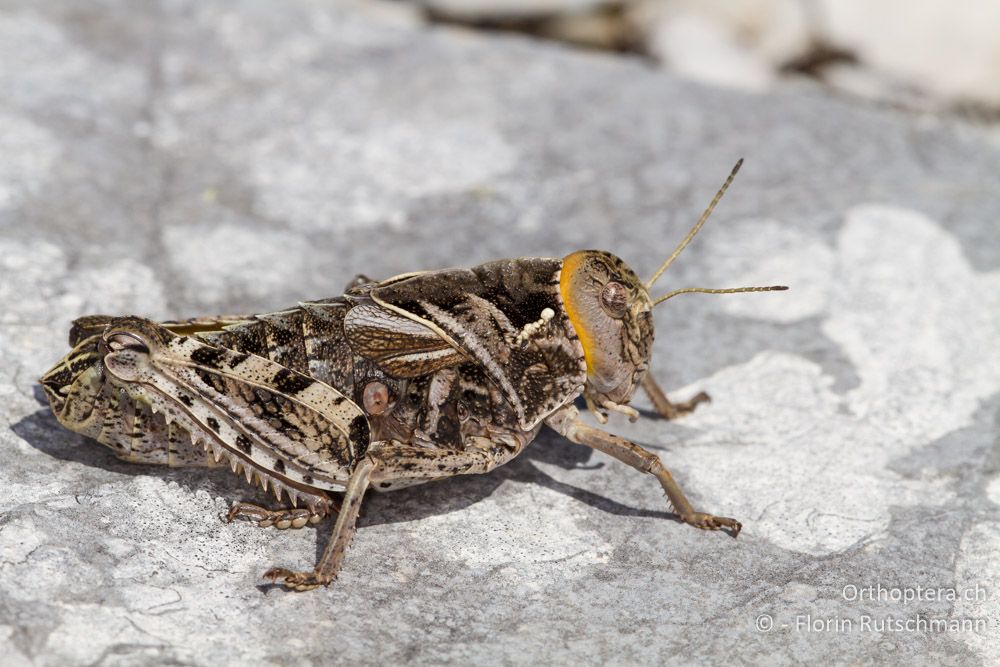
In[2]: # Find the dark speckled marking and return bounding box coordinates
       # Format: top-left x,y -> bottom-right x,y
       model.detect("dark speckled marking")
302,474 -> 313,484
206,416 -> 220,432
274,459 -> 286,473
349,415 -> 370,458
272,367 -> 313,394
195,368 -> 226,392
70,356 -> 95,374
230,352 -> 249,367
236,434 -> 252,455
191,346 -> 226,369
178,393 -> 193,407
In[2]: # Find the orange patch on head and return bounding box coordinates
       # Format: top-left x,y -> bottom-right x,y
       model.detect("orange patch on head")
560,251 -> 594,375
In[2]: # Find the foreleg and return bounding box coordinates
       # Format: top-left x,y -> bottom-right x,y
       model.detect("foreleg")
641,374 -> 710,420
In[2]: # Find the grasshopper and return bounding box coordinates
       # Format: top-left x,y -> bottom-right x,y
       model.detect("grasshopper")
40,161 -> 785,591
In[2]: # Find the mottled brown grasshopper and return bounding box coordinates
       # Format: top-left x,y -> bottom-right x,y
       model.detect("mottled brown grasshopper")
41,161 -> 785,591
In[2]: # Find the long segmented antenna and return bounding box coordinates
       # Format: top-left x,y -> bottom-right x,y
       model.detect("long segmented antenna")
645,158 -> 743,290
653,285 -> 788,307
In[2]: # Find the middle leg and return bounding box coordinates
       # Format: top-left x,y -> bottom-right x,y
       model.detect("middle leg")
262,435 -> 527,591
264,458 -> 376,591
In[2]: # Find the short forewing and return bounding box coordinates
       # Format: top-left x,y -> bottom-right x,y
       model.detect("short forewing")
343,302 -> 466,378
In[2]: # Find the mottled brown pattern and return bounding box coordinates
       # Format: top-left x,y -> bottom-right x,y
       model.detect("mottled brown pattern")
369,257 -> 587,429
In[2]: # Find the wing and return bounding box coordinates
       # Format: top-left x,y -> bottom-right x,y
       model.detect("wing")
343,302 -> 467,377
365,257 -> 587,430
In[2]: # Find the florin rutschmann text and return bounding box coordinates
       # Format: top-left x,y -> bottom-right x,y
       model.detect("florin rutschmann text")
753,583 -> 991,634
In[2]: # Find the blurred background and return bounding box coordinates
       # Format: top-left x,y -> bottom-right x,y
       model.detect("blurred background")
412,0 -> 1000,124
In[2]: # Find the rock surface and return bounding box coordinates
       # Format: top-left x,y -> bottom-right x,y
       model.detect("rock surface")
1,1 -> 999,665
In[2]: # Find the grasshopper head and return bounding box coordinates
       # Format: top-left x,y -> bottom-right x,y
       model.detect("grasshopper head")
560,250 -> 654,406
560,160 -> 788,413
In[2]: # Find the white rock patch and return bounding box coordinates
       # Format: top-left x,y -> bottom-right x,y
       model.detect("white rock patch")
706,218 -> 835,322
824,205 -> 1000,442
671,205 -> 1000,555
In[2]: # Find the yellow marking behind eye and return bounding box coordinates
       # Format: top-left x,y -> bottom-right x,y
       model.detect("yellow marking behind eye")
560,251 -> 595,375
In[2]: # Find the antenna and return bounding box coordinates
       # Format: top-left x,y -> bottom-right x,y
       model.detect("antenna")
653,285 -> 788,307
645,158 -> 743,290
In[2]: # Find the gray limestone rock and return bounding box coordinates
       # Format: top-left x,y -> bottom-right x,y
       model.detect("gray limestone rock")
1,1 -> 998,665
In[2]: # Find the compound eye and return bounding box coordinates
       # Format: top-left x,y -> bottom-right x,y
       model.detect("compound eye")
105,332 -> 150,354
599,281 -> 628,319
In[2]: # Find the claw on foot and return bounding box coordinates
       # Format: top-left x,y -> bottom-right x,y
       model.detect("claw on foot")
682,511 -> 742,538
264,567 -> 333,592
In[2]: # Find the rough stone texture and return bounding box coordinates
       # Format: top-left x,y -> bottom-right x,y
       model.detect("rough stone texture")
1,1 -> 999,665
